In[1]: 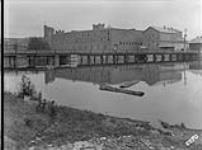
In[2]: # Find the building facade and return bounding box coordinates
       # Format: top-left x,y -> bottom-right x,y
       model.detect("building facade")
4,38 -> 29,52
189,36 -> 202,52
44,24 -> 144,53
143,26 -> 185,51
44,24 -> 185,53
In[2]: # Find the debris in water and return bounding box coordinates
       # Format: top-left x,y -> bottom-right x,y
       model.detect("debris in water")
99,84 -> 144,97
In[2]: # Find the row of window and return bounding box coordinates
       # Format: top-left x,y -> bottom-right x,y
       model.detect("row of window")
60,31 -> 110,42
57,44 -> 109,50
119,41 -> 142,45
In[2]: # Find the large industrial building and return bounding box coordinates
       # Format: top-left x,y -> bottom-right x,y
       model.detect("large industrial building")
44,23 -> 185,53
4,23 -> 186,53
44,23 -> 144,53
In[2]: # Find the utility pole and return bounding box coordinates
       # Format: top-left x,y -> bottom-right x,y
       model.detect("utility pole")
184,28 -> 187,52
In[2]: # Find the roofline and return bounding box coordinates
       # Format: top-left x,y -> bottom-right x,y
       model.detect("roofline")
189,42 -> 202,44
143,26 -> 182,34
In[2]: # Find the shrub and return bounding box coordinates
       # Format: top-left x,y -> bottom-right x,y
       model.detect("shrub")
18,75 -> 36,98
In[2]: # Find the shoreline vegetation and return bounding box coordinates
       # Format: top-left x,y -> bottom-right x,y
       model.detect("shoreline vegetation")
4,76 -> 202,150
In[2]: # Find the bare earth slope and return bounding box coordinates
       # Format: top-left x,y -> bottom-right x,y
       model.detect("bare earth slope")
4,92 -> 202,150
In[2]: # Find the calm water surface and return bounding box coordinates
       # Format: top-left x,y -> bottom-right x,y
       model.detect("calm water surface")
4,61 -> 202,129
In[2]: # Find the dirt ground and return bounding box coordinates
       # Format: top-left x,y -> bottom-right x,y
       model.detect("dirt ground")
4,92 -> 202,150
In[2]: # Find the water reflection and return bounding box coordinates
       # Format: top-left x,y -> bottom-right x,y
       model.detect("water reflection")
45,63 -> 189,86
4,61 -> 202,129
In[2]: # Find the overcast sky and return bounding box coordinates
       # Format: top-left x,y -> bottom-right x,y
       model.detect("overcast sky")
4,0 -> 202,40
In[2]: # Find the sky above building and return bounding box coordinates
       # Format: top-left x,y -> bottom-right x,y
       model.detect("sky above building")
4,0 -> 202,40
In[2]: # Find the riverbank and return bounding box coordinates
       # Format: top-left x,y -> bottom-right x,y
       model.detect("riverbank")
4,92 -> 202,150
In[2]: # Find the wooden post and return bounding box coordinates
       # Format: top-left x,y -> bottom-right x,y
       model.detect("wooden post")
152,54 -> 155,62
113,54 -> 116,64
87,55 -> 90,65
46,56 -> 49,66
100,54 -> 103,65
13,56 -> 16,68
55,55 -> 60,67
80,55 -> 83,64
134,55 -> 136,63
94,55 -> 96,65
144,54 -> 147,63
124,54 -> 128,64
161,54 -> 164,62
28,56 -> 30,67
8,56 -> 11,68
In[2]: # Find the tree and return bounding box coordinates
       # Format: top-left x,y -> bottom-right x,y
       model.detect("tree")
28,37 -> 50,50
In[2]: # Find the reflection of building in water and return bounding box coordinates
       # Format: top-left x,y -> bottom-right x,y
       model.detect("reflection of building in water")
189,61 -> 202,77
189,61 -> 202,70
45,69 -> 56,84
108,64 -> 183,85
45,63 -> 185,86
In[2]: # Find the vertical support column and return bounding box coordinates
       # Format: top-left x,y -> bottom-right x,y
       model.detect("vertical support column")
113,54 -> 116,64
106,55 -> 108,64
8,56 -> 11,68
134,55 -> 136,63
55,55 -> 60,67
100,54 -> 103,65
153,54 -> 156,62
46,56 -> 49,66
168,54 -> 171,62
28,56 -> 31,67
33,56 -> 36,67
80,55 -> 83,65
124,54 -> 128,64
13,56 -> 16,68
94,55 -> 96,65
161,54 -> 164,62
87,55 -> 90,65
144,54 -> 147,63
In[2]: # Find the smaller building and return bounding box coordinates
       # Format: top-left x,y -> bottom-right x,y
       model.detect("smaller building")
4,38 -> 29,52
143,26 -> 185,51
189,36 -> 202,52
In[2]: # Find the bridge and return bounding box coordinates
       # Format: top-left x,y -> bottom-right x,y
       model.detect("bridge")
4,49 -> 200,69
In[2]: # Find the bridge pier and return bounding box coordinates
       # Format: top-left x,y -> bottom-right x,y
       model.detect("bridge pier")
55,55 -> 60,67
4,51 -> 200,68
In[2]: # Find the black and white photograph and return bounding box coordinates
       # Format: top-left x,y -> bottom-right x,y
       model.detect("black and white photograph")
3,0 -> 202,149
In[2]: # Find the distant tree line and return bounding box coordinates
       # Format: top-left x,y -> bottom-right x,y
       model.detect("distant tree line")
28,37 -> 50,50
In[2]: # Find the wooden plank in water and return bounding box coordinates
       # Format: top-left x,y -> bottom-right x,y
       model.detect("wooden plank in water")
99,84 -> 144,97
119,80 -> 140,88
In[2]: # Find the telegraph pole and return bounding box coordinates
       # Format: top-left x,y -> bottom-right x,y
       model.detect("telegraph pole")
184,28 -> 187,52
183,28 -> 188,85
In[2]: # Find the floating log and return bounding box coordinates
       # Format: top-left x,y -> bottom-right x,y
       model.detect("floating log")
119,80 -> 140,88
99,84 -> 144,97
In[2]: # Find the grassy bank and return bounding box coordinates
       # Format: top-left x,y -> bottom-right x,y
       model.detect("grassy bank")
4,92 -> 202,150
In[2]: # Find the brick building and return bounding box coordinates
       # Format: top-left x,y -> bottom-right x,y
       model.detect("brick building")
189,36 -> 202,52
44,24 -> 185,53
143,26 -> 185,51
44,23 -> 144,53
4,38 -> 29,52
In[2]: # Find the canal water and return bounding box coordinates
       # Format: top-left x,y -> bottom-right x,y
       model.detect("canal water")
4,61 -> 202,129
